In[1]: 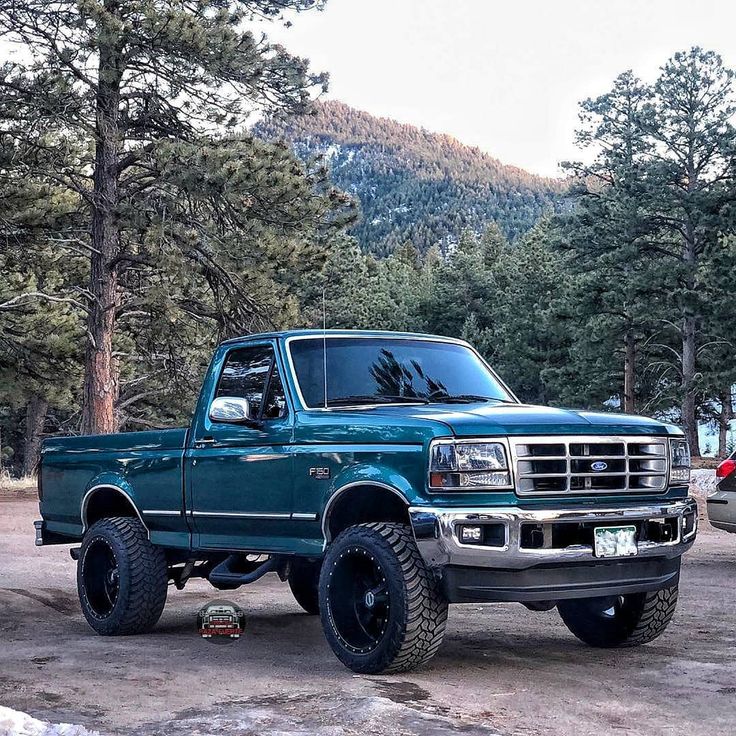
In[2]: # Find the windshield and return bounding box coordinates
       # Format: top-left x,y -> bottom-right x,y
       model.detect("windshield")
288,337 -> 514,408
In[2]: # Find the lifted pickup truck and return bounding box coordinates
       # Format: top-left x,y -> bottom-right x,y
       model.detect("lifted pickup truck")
36,330 -> 697,673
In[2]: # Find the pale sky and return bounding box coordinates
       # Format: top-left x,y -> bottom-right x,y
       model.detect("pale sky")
270,0 -> 736,178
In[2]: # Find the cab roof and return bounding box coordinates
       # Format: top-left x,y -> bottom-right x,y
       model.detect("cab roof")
219,329 -> 467,346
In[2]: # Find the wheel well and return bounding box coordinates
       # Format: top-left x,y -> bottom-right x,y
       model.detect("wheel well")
325,484 -> 410,541
84,487 -> 143,530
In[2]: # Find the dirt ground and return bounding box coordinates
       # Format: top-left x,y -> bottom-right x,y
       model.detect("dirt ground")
1,487 -> 735,736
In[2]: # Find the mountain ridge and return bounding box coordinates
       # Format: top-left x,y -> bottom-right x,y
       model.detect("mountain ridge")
256,100 -> 564,255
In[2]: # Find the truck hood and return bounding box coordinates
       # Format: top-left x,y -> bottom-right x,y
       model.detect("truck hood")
367,401 -> 680,438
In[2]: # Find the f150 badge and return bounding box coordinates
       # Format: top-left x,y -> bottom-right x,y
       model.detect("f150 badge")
309,467 -> 331,480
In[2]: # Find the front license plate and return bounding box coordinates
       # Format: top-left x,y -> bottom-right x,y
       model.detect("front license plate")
594,525 -> 638,558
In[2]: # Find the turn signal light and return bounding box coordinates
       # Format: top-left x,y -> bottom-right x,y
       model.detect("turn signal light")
716,458 -> 736,479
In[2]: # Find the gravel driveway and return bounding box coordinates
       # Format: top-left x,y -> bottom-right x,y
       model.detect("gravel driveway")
1,479 -> 734,736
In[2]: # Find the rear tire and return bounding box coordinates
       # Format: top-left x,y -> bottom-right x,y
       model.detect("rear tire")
557,585 -> 678,648
319,522 -> 448,674
77,517 -> 168,635
288,558 -> 321,615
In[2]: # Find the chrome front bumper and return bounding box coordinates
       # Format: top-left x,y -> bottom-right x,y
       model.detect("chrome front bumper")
409,497 -> 698,571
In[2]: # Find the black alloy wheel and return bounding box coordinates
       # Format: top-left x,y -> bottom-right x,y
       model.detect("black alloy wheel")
82,537 -> 120,617
326,545 -> 390,653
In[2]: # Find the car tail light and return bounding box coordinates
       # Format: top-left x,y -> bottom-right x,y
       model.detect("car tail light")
716,458 -> 736,479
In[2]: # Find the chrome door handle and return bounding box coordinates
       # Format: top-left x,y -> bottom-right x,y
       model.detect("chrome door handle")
196,437 -> 216,447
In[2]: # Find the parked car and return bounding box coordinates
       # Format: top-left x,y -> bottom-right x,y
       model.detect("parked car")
707,452 -> 736,534
35,330 -> 697,673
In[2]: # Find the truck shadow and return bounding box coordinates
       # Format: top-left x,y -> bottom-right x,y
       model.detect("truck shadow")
1,587 -> 79,616
147,603 -> 688,679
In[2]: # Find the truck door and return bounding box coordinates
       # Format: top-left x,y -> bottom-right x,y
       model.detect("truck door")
187,341 -> 294,551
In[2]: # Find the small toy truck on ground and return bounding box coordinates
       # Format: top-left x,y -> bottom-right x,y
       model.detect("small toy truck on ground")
36,330 -> 697,673
197,602 -> 245,639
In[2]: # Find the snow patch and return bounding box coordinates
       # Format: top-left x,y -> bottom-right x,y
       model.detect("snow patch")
0,707 -> 100,736
322,143 -> 342,161
691,469 -> 717,498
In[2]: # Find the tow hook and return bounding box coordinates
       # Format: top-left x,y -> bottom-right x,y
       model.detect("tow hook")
70,547 -> 81,561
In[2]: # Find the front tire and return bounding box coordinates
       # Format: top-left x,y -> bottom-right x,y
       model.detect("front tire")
288,558 -> 321,615
557,585 -> 679,648
319,522 -> 448,674
77,517 -> 168,635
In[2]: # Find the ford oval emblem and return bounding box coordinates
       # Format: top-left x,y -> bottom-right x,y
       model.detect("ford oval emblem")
591,461 -> 608,472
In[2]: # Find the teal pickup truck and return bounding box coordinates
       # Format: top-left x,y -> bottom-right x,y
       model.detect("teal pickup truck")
36,330 -> 697,673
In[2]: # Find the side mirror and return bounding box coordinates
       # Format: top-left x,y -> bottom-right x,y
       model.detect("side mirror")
209,396 -> 253,424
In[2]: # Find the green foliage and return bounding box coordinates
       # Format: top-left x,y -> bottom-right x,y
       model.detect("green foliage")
0,0 -> 345,435
0,177 -> 86,468
0,0 -> 354,462
554,70 -> 667,412
0,172 -> 86,402
557,48 -> 736,452
417,222 -> 574,404
2,39 -> 736,469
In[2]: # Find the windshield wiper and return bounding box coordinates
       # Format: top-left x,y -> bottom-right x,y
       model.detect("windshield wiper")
428,394 -> 507,404
326,394 -> 430,407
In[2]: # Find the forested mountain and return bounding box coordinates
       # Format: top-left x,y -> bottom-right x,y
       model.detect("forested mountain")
257,101 -> 563,255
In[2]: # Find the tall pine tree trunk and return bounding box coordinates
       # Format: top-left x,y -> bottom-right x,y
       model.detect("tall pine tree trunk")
681,314 -> 699,454
680,211 -> 700,455
81,19 -> 122,436
718,389 -> 734,458
21,394 -> 48,477
623,331 -> 636,414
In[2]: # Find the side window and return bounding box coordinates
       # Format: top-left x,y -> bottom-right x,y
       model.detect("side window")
216,344 -> 288,421
216,346 -> 273,418
263,363 -> 287,419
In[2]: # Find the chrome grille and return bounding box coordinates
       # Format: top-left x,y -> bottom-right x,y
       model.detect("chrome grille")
512,436 -> 669,496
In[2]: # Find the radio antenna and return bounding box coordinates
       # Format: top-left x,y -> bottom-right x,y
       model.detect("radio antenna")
322,287 -> 328,410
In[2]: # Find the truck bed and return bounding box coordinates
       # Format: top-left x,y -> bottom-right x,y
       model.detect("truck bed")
40,428 -> 189,545
42,428 -> 188,454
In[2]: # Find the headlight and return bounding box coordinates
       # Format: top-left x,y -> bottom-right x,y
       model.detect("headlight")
429,441 -> 512,490
669,438 -> 691,484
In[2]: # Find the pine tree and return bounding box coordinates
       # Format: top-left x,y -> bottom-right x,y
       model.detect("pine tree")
0,0 -> 333,434
557,50 -> 736,450
559,71 -> 665,414
698,236 -> 736,457
0,242 -> 85,473
490,221 -> 573,404
644,48 -> 736,453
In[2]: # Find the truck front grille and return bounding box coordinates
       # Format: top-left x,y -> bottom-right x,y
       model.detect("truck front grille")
511,436 -> 669,496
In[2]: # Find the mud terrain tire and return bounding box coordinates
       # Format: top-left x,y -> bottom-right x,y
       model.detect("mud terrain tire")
288,558 -> 321,615
319,522 -> 448,674
77,516 -> 168,635
558,585 -> 679,647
